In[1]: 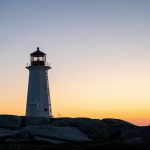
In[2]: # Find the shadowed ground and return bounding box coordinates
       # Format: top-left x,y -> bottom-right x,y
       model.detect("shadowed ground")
0,115 -> 150,150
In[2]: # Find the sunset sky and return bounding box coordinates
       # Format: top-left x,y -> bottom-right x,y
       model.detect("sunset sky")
0,0 -> 150,126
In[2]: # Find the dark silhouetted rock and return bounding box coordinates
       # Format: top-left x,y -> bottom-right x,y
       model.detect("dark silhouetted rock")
50,120 -> 70,127
0,129 -> 18,141
21,116 -> 50,126
0,115 -> 21,128
33,136 -> 65,144
101,118 -> 134,126
0,115 -> 149,148
23,125 -> 91,142
120,129 -> 140,139
0,128 -> 29,142
123,137 -> 144,145
61,118 -> 110,139
101,118 -> 137,139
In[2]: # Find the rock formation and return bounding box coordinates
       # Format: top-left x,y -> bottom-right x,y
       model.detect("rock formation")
0,115 -> 149,150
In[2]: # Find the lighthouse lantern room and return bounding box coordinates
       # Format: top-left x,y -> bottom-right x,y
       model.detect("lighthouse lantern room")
26,47 -> 52,118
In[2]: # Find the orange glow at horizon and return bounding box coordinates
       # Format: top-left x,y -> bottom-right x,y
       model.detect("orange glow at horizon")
0,99 -> 149,126
0,66 -> 150,127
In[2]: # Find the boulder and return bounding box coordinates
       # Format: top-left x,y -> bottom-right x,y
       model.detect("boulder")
101,118 -> 134,126
33,136 -> 65,144
120,129 -> 140,139
0,128 -> 29,142
0,115 -> 21,128
21,116 -> 50,126
101,118 -> 137,139
123,137 -> 144,145
50,120 -> 70,127
4,137 -> 18,143
62,118 -> 110,139
139,126 -> 150,141
0,128 -> 12,134
0,130 -> 19,141
101,118 -> 136,129
24,125 -> 91,142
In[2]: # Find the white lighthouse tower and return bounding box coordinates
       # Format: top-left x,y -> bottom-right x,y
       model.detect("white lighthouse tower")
26,47 -> 52,118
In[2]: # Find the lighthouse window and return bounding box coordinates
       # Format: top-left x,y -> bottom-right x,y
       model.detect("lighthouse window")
44,108 -> 48,111
34,57 -> 43,61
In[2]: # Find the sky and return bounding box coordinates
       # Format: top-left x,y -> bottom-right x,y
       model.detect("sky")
0,0 -> 150,126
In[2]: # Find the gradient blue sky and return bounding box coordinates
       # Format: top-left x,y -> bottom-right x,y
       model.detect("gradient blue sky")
0,0 -> 150,125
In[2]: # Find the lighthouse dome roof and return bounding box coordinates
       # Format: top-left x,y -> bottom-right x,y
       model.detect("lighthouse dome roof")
30,47 -> 46,57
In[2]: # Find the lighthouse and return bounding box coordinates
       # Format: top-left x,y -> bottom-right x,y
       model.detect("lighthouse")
26,47 -> 52,118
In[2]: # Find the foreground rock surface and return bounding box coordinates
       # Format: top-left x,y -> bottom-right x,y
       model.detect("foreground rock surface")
0,115 -> 150,149
24,125 -> 90,142
21,116 -> 50,126
0,115 -> 21,128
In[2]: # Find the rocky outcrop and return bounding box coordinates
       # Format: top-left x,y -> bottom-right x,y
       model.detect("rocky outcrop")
33,136 -> 65,144
101,118 -> 137,138
56,118 -> 137,140
0,115 -> 21,128
0,128 -> 29,142
21,116 -> 50,126
50,119 -> 70,127
120,129 -> 140,139
58,118 -> 110,139
123,137 -> 144,145
0,115 -> 150,149
23,125 -> 90,142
